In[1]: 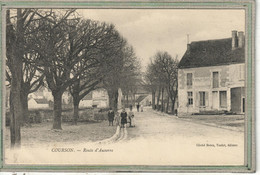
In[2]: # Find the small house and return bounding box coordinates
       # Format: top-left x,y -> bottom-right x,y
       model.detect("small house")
178,30 -> 245,115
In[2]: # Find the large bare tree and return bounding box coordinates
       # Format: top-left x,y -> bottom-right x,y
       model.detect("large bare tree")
68,20 -> 128,124
32,10 -> 100,129
6,9 -> 52,147
102,43 -> 140,111
145,51 -> 178,114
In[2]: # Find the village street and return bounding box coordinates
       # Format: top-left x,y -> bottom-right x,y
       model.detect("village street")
5,107 -> 245,166
127,107 -> 244,140
112,107 -> 245,166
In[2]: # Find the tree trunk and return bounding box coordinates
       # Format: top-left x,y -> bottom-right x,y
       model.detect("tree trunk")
10,88 -> 22,148
20,91 -> 29,125
73,98 -> 80,125
171,98 -> 176,115
114,90 -> 119,111
131,92 -> 133,107
157,86 -> 161,111
161,87 -> 164,112
52,92 -> 63,129
108,92 -> 114,109
108,89 -> 118,111
152,90 -> 156,109
166,95 -> 169,113
9,9 -> 24,148
126,93 -> 129,108
133,93 -> 136,107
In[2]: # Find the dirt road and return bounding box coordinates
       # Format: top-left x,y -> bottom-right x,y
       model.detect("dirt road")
5,107 -> 245,166
127,107 -> 244,141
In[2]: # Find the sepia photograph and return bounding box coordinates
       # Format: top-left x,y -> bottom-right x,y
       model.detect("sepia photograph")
1,0 -> 255,172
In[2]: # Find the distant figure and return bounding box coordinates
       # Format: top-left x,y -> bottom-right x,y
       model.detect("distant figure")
108,108 -> 115,126
141,104 -> 144,112
128,108 -> 135,127
137,103 -> 140,112
120,109 -> 127,128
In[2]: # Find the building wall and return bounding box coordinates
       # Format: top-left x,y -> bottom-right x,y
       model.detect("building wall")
79,100 -> 92,108
178,63 -> 245,115
28,99 -> 49,109
79,89 -> 110,108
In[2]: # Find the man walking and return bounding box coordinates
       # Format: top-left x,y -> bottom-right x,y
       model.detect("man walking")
137,103 -> 140,112
108,108 -> 115,126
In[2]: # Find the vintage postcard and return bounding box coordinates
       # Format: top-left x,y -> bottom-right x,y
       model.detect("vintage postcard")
1,0 -> 255,173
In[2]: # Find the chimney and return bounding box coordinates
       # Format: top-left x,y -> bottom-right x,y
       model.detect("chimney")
187,44 -> 191,53
232,30 -> 238,50
238,31 -> 244,48
187,44 -> 191,50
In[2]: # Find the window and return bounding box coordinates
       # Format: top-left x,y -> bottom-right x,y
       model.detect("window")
187,73 -> 192,86
187,92 -> 193,105
213,72 -> 219,88
219,91 -> 227,108
199,92 -> 205,106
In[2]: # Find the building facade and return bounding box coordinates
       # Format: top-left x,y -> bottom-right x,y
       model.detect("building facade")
79,88 -> 110,108
178,31 -> 245,115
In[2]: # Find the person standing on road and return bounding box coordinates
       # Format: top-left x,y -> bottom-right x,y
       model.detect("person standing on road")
137,103 -> 140,112
108,108 -> 115,126
141,104 -> 144,112
128,108 -> 135,127
120,109 -> 127,128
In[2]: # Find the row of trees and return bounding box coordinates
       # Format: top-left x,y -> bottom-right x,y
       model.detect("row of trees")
144,51 -> 178,114
6,9 -> 140,147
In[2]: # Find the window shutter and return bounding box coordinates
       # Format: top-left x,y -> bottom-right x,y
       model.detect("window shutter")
195,92 -> 199,107
205,92 -> 209,106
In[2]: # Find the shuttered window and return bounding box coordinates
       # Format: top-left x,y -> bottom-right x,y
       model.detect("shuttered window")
187,73 -> 192,86
199,91 -> 208,107
199,92 -> 205,106
220,91 -> 227,108
213,72 -> 219,88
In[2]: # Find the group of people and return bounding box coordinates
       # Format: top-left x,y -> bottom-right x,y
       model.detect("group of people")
107,108 -> 136,128
136,103 -> 144,112
129,103 -> 144,112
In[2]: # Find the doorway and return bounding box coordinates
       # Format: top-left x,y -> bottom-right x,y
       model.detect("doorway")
212,91 -> 218,109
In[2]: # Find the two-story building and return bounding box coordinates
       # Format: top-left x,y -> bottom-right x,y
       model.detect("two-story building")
178,31 -> 245,115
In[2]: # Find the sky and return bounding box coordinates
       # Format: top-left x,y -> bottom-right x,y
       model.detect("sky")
78,9 -> 245,70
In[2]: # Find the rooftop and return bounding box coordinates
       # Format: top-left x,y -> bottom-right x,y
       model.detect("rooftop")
178,37 -> 245,69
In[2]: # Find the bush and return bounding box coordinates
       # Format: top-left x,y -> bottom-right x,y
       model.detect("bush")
78,109 -> 94,121
62,114 -> 73,122
98,108 -> 110,113
94,112 -> 107,121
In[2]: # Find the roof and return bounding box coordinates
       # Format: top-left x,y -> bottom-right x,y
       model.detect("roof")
178,38 -> 245,69
34,98 -> 49,104
136,95 -> 148,103
135,85 -> 151,94
82,92 -> 92,100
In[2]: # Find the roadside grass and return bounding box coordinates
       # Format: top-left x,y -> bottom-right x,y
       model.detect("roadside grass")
4,120 -> 117,148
